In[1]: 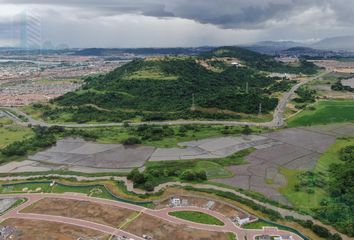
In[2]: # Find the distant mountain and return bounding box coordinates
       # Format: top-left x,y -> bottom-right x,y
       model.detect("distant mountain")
251,41 -> 305,49
73,47 -> 215,56
243,36 -> 354,55
242,41 -> 305,55
311,36 -> 354,51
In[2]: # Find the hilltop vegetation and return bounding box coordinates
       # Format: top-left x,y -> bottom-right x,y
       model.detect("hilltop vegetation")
34,46 -> 320,123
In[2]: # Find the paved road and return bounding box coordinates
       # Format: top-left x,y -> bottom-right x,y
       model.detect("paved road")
2,71 -> 328,129
0,193 -> 304,240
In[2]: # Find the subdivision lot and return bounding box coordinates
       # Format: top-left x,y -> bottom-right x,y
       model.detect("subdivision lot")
22,198 -> 137,228
123,213 -> 231,240
2,218 -> 107,240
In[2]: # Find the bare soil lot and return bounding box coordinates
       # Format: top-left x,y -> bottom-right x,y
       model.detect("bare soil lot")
155,195 -> 243,218
2,218 -> 107,240
124,213 -> 230,240
22,198 -> 137,228
29,137 -> 155,170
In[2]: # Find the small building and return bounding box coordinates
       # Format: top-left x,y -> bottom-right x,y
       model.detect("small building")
170,197 -> 181,207
231,61 -> 243,68
257,235 -> 271,240
203,201 -> 215,210
280,236 -> 293,240
235,213 -> 251,225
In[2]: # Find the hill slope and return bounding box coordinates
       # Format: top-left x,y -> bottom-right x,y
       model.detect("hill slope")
39,47 -> 319,123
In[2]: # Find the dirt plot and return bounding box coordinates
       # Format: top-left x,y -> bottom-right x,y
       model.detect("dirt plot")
155,195 -> 243,217
22,198 -> 136,227
29,137 -> 155,170
214,128 -> 337,205
124,213 -> 230,240
2,218 -> 107,240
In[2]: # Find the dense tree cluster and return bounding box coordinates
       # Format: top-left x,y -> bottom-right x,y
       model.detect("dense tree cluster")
127,167 -> 207,191
313,144 -> 354,237
331,81 -> 354,92
294,86 -> 317,103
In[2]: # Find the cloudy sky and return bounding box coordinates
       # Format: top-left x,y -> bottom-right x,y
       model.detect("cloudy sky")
0,0 -> 353,48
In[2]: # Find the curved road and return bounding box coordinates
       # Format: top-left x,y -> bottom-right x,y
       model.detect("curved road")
2,71 -> 328,129
0,193 -> 304,240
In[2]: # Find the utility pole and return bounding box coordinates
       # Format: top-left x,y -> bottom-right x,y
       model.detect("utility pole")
191,94 -> 196,111
258,103 -> 262,115
246,82 -> 249,94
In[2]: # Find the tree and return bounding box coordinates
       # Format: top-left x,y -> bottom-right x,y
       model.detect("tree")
127,169 -> 146,184
196,171 -> 207,181
312,224 -> 331,238
331,233 -> 342,240
144,181 -> 155,192
180,170 -> 197,181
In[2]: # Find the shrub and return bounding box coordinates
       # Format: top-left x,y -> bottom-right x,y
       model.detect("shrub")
122,137 -> 142,145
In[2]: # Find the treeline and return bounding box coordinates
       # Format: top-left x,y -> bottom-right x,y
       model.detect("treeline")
285,216 -> 342,240
331,81 -> 354,92
313,143 -> 354,236
41,105 -> 244,123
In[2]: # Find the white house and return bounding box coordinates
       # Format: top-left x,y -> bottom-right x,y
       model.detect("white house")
235,214 -> 251,225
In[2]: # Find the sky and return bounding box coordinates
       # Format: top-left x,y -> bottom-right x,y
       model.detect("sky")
0,0 -> 353,48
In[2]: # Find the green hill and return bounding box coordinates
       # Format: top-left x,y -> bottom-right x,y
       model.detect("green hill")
38,47 -> 319,123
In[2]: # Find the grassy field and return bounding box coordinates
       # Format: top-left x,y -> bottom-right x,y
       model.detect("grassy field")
314,138 -> 354,174
287,100 -> 354,127
279,168 -> 327,213
194,161 -> 234,179
0,122 -> 33,149
123,69 -> 178,81
168,211 -> 224,225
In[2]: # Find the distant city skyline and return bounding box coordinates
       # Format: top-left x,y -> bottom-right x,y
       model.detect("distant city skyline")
0,0 -> 353,48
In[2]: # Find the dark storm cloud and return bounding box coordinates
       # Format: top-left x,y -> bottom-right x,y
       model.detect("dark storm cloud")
0,0 -> 352,29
